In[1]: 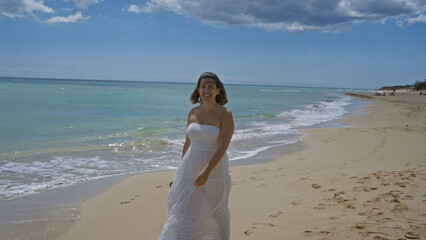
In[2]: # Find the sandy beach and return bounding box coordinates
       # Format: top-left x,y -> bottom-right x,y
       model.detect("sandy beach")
58,91 -> 426,240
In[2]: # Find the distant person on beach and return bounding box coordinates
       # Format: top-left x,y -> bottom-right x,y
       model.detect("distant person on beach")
159,72 -> 234,239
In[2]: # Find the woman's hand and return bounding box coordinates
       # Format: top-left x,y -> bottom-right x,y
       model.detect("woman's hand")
194,168 -> 210,187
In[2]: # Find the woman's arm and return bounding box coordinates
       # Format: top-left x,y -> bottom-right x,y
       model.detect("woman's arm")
193,109 -> 234,187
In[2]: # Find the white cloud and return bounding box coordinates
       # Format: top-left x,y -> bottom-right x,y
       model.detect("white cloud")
0,0 -> 54,18
46,11 -> 90,24
62,7 -> 74,12
71,0 -> 103,10
127,0 -> 179,14
127,4 -> 143,13
127,0 -> 426,32
406,13 -> 426,24
396,11 -> 426,27
0,0 -> 100,24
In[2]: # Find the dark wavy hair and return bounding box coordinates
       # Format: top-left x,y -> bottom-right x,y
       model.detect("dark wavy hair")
190,72 -> 228,105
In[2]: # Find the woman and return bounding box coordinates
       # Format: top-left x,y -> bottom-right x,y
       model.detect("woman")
159,72 -> 234,239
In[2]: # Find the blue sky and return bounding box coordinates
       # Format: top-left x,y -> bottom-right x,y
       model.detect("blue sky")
0,0 -> 425,89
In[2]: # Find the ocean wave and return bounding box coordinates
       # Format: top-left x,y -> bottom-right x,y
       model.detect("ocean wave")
0,154 -> 179,200
278,94 -> 351,128
232,94 -> 350,142
226,94 -> 352,166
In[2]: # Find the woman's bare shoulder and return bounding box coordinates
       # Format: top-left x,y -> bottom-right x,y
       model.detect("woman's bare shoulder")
218,105 -> 231,112
217,105 -> 233,118
188,106 -> 200,114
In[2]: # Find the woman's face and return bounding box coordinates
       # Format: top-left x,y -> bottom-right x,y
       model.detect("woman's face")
198,78 -> 220,103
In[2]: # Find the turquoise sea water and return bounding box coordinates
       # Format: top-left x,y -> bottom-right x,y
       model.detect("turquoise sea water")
0,77 -> 370,200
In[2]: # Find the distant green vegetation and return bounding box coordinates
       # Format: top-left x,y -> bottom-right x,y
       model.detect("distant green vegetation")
379,84 -> 413,91
413,80 -> 426,91
379,79 -> 426,91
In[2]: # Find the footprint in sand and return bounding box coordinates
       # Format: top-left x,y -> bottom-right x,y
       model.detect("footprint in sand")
249,176 -> 263,181
254,222 -> 274,227
379,190 -> 403,204
273,174 -> 286,178
303,229 -> 314,236
314,203 -> 327,210
391,203 -> 409,217
291,200 -> 302,206
404,231 -> 420,239
303,228 -> 332,237
233,180 -> 247,185
252,169 -> 269,175
120,195 -> 139,205
402,195 -> 414,200
357,179 -> 367,184
377,217 -> 392,224
268,212 -> 283,218
157,183 -> 173,189
345,203 -> 356,209
368,208 -> 384,217
244,223 -> 274,236
244,226 -> 257,236
372,236 -> 390,240
381,181 -> 390,186
394,181 -> 406,188
334,191 -> 352,204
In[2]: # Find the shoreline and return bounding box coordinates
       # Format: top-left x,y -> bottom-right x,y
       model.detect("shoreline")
57,91 -> 426,239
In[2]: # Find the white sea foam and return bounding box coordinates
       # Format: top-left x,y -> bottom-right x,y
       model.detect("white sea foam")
8,218 -> 50,224
0,154 -> 180,200
228,94 -> 351,162
279,94 -> 351,128
228,146 -> 271,161
232,95 -> 350,140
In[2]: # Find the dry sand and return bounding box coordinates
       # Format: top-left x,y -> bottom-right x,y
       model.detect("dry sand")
59,91 -> 426,240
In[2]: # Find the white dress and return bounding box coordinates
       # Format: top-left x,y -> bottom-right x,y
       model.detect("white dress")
159,122 -> 232,240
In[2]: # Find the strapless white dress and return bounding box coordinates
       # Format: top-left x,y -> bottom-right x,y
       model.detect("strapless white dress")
159,122 -> 232,240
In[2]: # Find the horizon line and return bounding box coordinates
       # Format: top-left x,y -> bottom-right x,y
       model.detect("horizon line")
0,76 -> 373,90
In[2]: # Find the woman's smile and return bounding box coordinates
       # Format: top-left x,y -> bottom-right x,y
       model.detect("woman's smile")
199,78 -> 219,102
